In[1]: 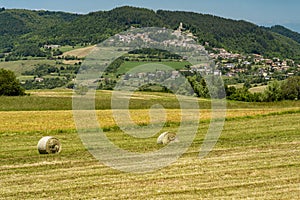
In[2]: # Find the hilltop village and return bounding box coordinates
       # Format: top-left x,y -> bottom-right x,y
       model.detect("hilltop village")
112,23 -> 300,87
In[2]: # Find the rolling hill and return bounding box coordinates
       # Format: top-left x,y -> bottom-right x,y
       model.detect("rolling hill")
1,6 -> 300,61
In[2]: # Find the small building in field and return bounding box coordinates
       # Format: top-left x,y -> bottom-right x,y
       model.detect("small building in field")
35,77 -> 44,82
44,45 -> 61,49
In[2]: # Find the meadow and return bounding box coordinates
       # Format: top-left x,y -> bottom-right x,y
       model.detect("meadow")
0,59 -> 56,76
61,45 -> 96,58
0,89 -> 299,199
117,61 -> 191,74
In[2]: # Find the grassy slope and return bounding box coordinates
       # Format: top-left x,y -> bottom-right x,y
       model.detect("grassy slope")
0,45 -> 94,78
0,59 -> 56,76
118,61 -> 191,74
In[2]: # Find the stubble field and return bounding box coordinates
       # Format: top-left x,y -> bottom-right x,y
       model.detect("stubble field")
0,90 -> 299,199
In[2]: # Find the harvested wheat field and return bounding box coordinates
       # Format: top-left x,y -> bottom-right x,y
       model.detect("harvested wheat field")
0,112 -> 299,199
0,90 -> 299,199
0,107 -> 299,132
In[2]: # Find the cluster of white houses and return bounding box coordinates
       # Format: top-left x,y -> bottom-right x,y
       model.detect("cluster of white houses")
210,48 -> 299,78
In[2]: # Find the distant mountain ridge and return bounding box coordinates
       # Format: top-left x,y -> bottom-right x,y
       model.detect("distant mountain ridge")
1,6 -> 300,61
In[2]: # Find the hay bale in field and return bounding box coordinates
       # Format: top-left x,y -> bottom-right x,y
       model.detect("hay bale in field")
37,136 -> 61,154
157,132 -> 178,145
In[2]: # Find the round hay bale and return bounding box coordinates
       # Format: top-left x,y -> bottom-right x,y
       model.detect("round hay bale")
157,132 -> 178,145
37,136 -> 61,154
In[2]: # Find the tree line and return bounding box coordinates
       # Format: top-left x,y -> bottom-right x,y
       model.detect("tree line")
1,68 -> 299,103
225,76 -> 300,102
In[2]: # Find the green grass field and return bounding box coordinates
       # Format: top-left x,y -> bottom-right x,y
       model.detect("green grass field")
0,60 -> 57,76
0,90 -> 299,199
59,45 -> 85,53
1,89 -> 300,111
249,85 -> 268,93
117,61 -> 190,74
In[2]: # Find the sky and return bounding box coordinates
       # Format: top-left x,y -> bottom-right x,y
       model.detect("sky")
1,0 -> 300,33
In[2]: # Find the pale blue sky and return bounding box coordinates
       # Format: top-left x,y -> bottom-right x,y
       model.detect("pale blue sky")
1,0 -> 300,32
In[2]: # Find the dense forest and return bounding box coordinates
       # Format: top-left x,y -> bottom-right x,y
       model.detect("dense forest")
267,25 -> 300,44
1,6 -> 300,62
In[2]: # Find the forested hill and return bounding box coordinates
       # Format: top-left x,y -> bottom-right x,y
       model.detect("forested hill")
267,25 -> 300,44
1,6 -> 300,61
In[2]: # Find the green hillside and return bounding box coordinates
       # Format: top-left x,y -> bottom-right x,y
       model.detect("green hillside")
0,8 -> 78,52
1,6 -> 300,61
157,10 -> 300,60
267,25 -> 300,44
